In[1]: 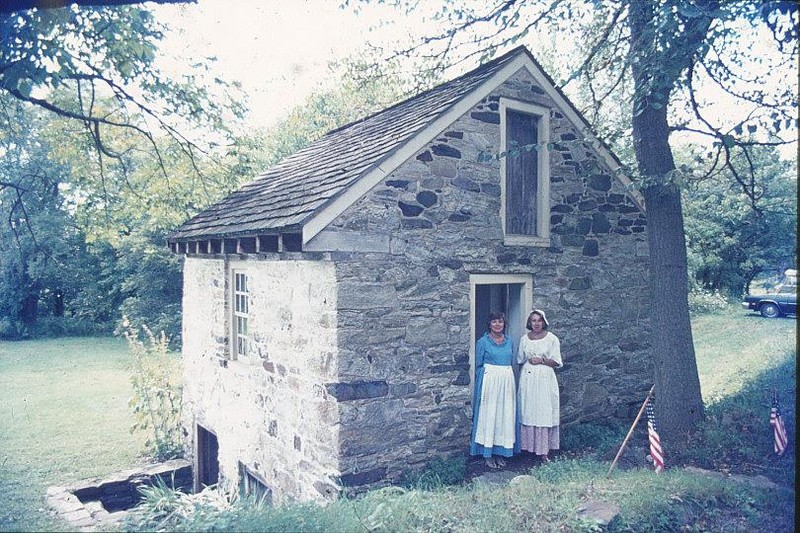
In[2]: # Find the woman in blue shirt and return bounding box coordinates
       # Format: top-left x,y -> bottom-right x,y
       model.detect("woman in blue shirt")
470,311 -> 518,468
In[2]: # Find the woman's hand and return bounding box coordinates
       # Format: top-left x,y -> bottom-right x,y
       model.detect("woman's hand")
529,356 -> 549,366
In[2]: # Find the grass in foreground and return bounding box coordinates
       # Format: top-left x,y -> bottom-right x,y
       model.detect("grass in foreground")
127,456 -> 794,532
0,337 -> 146,532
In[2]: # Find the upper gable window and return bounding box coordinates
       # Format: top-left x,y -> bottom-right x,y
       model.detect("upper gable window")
499,98 -> 551,246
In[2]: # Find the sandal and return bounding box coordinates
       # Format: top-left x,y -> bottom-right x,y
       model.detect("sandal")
496,457 -> 506,468
540,455 -> 551,463
485,457 -> 500,469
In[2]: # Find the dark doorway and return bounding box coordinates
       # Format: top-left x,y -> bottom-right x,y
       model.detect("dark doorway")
196,424 -> 219,490
470,275 -> 532,398
473,283 -> 525,346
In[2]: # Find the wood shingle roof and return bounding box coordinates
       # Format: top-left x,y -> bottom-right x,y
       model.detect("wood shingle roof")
168,47 -> 526,242
169,45 -> 637,252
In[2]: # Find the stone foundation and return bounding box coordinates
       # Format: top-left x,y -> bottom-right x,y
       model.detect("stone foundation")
46,459 -> 191,531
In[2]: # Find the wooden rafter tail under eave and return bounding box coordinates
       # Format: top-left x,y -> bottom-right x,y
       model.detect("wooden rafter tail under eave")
168,233 -> 305,256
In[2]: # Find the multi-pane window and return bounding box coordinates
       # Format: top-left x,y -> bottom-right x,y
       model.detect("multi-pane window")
500,98 -> 550,246
233,271 -> 249,358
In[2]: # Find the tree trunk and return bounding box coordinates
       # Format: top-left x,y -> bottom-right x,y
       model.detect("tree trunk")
53,289 -> 65,317
632,97 -> 705,445
627,0 -> 710,455
19,282 -> 40,328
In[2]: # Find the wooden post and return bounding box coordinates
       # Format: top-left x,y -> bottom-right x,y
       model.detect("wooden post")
606,385 -> 655,477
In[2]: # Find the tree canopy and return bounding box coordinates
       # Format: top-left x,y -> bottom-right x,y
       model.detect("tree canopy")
0,0 -> 408,342
683,145 -> 797,295
0,2 -> 243,215
0,2 -> 246,341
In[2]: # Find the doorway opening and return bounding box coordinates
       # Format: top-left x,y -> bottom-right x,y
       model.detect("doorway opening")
196,424 -> 219,491
469,274 -> 533,398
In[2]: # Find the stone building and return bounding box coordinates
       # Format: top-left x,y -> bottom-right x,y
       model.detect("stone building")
168,46 -> 651,504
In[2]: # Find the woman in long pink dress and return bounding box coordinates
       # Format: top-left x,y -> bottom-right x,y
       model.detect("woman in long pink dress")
517,309 -> 562,462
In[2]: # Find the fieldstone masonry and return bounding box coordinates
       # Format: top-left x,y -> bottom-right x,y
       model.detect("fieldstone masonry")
47,459 -> 191,531
181,67 -> 651,504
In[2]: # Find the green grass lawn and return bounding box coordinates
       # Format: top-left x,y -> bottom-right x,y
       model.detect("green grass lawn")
0,308 -> 795,532
0,337 -> 146,532
693,307 -> 796,404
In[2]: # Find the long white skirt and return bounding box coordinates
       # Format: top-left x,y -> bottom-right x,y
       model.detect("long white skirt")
518,363 -> 560,427
474,364 -> 516,450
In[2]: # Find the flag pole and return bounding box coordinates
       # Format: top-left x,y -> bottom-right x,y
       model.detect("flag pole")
606,385 -> 655,478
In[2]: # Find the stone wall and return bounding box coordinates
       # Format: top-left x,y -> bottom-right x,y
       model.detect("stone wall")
324,67 -> 652,489
181,256 -> 341,504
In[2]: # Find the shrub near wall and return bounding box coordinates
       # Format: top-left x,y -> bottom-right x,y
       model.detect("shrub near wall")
125,321 -> 184,461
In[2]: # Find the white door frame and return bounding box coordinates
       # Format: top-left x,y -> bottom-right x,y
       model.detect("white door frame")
468,273 -> 533,398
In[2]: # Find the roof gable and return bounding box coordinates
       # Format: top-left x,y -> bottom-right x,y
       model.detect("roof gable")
169,46 -> 639,244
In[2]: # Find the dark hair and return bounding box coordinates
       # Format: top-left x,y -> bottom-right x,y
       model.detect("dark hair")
526,310 -> 548,331
487,311 -> 506,332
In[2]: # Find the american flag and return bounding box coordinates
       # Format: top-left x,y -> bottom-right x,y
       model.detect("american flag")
770,393 -> 789,456
646,398 -> 664,473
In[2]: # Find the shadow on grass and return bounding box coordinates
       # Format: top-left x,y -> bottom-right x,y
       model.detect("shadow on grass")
675,356 -> 796,487
556,353 -> 796,488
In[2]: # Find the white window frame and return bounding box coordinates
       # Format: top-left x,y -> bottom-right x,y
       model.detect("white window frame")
499,98 -> 551,247
231,268 -> 249,360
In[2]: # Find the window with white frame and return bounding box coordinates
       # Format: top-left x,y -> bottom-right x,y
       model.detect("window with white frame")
232,270 -> 249,358
500,98 -> 551,246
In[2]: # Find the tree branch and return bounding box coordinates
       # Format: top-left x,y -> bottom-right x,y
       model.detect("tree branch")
1,0 -> 194,15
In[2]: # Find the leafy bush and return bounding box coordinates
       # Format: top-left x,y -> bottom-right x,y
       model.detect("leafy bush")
399,456 -> 467,489
688,287 -> 730,315
28,316 -> 113,338
0,317 -> 26,340
127,481 -> 360,532
125,320 -> 184,461
115,235 -> 184,348
127,480 -> 235,532
561,421 -> 627,457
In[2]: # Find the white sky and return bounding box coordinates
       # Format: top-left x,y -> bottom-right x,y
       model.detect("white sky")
152,1 -> 797,160
153,0 -> 424,130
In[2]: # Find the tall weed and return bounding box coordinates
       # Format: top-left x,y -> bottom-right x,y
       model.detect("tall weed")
125,319 -> 184,460
399,456 -> 467,489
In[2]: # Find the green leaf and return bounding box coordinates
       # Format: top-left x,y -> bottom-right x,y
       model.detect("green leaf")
118,61 -> 133,78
